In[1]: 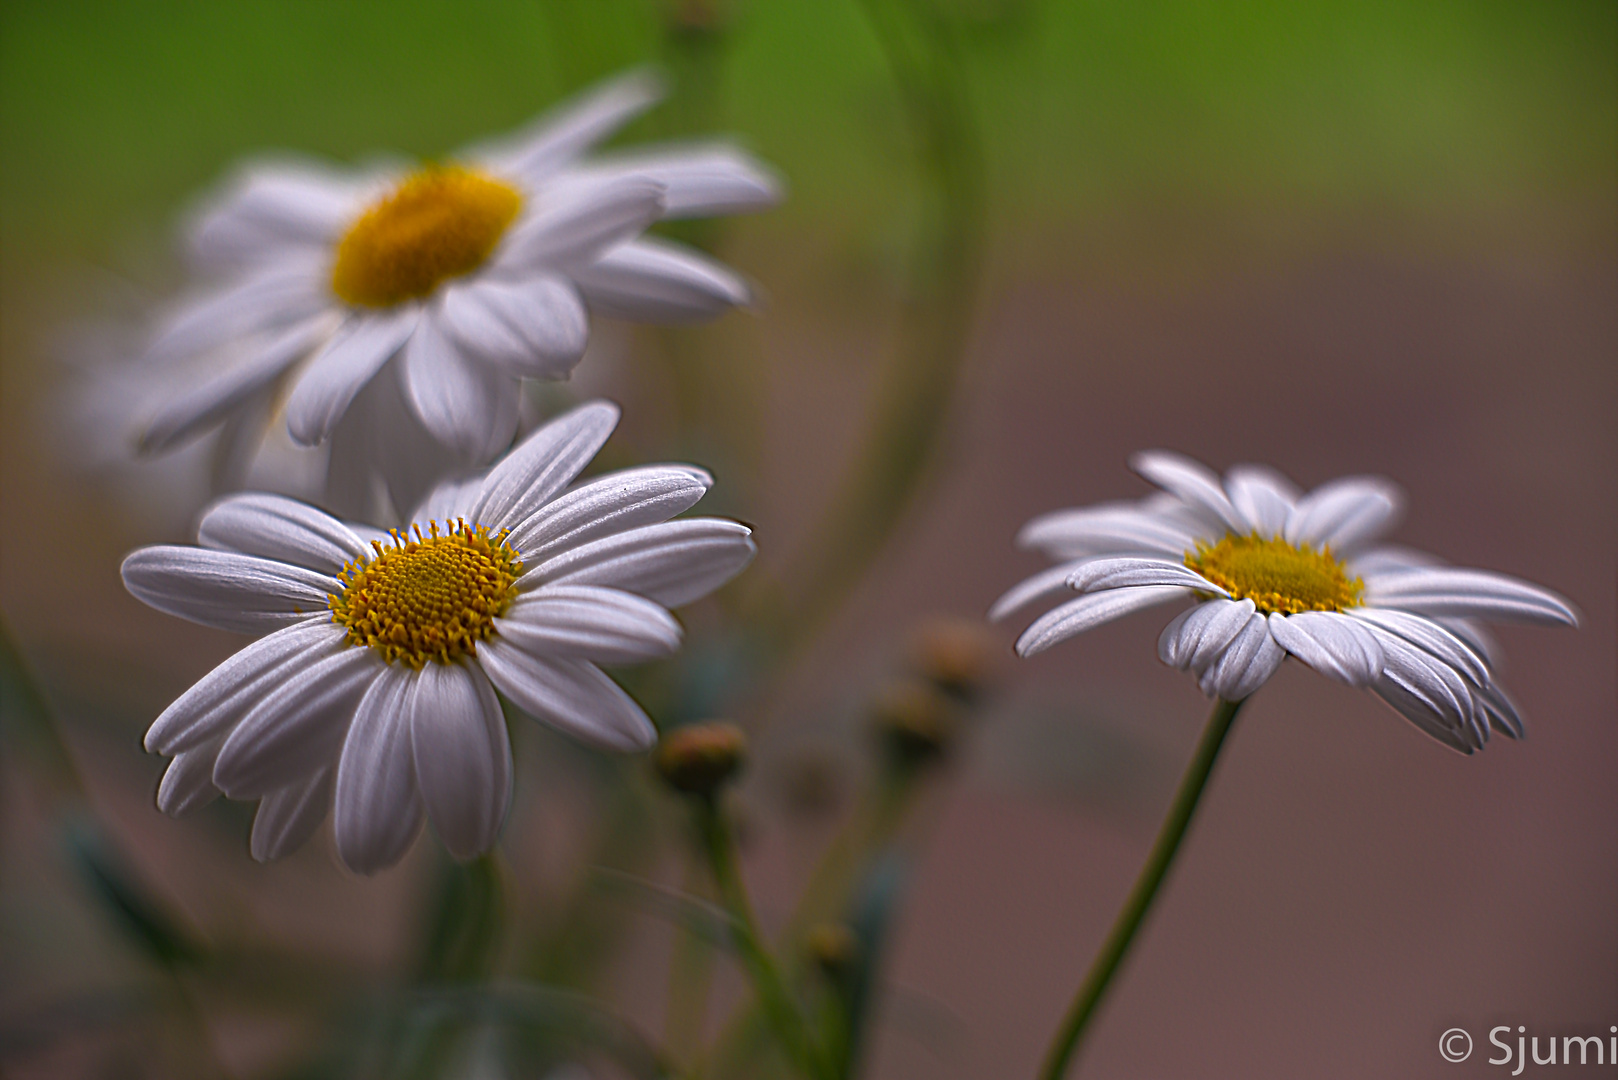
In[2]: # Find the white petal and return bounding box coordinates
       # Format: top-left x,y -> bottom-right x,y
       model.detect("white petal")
286,309 -> 418,446
249,768 -> 333,862
499,176 -> 664,271
469,400 -> 620,531
1267,611 -> 1384,687
495,585 -> 682,663
1014,586 -> 1190,657
1196,612 -> 1285,700
1346,545 -> 1443,577
989,561 -> 1088,622
504,465 -> 713,562
1364,567 -> 1577,626
572,237 -> 751,323
155,737 -> 224,818
476,641 -> 655,751
122,547 -> 340,635
1157,598 -> 1256,672
412,476 -> 486,529
214,647 -> 378,798
521,518 -> 755,607
1346,608 -> 1489,685
333,666 -> 424,874
1475,681 -> 1525,740
187,160 -> 363,269
1284,477 -> 1402,553
1223,465 -> 1298,538
401,314 -> 520,461
488,70 -> 663,185
145,619 -> 346,754
146,255 -> 329,364
436,275 -> 588,378
1130,451 -> 1246,533
1373,632 -> 1481,736
197,493 -> 369,573
1017,499 -> 1199,559
409,662 -> 511,860
1067,557 -> 1227,596
561,144 -> 781,219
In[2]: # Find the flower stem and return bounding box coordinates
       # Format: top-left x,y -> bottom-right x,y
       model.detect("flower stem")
1038,697 -> 1245,1080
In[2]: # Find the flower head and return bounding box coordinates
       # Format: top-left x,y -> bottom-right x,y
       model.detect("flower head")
124,401 -> 756,872
993,452 -> 1577,753
126,71 -> 781,517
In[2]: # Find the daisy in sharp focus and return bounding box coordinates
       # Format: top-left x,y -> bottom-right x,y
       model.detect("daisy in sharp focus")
122,400 -> 756,873
992,451 -> 1577,752
128,70 -> 780,518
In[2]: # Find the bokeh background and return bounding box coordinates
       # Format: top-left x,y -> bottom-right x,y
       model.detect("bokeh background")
3,2 -> 1614,1078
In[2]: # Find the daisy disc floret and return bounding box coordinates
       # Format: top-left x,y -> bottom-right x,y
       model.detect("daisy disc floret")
992,451 -> 1577,753
122,401 -> 757,872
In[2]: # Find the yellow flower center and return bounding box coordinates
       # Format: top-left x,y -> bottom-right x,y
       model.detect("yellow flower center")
1185,533 -> 1363,615
330,166 -> 522,308
329,521 -> 523,667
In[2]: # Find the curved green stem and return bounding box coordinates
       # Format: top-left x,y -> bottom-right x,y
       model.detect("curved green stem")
1038,698 -> 1245,1080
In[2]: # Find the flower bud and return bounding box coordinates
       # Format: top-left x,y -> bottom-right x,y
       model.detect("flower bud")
871,678 -> 954,769
910,616 -> 998,701
655,721 -> 748,797
806,920 -> 861,978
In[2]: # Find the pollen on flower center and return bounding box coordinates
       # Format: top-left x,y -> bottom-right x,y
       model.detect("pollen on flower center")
329,520 -> 523,667
1186,533 -> 1363,615
331,166 -> 522,308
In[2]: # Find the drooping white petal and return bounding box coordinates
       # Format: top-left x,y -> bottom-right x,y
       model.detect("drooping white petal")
1157,598 -> 1257,672
476,640 -> 656,752
1372,632 -> 1481,738
560,144 -> 782,219
1196,611 -> 1285,700
469,401 -> 620,531
488,71 -> 664,185
435,275 -> 588,378
401,314 -> 521,461
1130,451 -> 1246,534
495,585 -> 682,663
520,519 -> 755,607
155,736 -> 225,818
1017,500 -> 1200,559
1267,611 -> 1385,687
145,619 -> 346,754
146,254 -> 330,365
122,547 -> 341,635
1014,586 -> 1190,658
1284,477 -> 1403,553
286,308 -> 419,447
187,161 -> 365,269
1364,567 -> 1578,626
409,662 -> 511,861
504,465 -> 713,562
1223,465 -> 1298,538
1066,557 -> 1227,596
197,493 -> 369,573
499,176 -> 665,271
571,237 -> 751,323
1475,681 -> 1525,740
333,666 -> 423,874
1346,608 -> 1490,685
249,768 -> 334,862
989,561 -> 1090,622
214,647 -> 379,798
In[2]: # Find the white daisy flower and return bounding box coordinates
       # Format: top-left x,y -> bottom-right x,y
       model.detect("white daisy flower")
992,452 -> 1577,753
131,70 -> 780,517
123,401 -> 756,872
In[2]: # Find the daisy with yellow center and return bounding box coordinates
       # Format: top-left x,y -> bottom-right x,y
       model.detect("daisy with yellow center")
123,402 -> 756,873
126,71 -> 781,519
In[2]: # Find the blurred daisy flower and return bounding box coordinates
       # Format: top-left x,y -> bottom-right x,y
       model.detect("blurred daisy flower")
993,452 -> 1577,752
128,71 -> 780,517
122,401 -> 755,872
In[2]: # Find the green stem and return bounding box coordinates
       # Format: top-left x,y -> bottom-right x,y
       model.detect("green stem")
1038,698 -> 1245,1080
695,797 -> 827,1080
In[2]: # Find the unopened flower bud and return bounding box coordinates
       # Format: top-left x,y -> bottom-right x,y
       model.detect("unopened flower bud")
655,721 -> 747,797
806,920 -> 861,978
910,616 -> 998,701
871,678 -> 954,768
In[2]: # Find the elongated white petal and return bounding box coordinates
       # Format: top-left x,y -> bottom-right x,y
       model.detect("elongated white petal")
1373,632 -> 1480,737
145,620 -> 345,754
1067,557 -> 1226,596
1372,678 -> 1475,753
1224,465 -> 1298,538
521,519 -> 755,607
412,477 -> 485,529
1196,612 -> 1285,700
504,465 -> 712,561
249,768 -> 333,862
1130,451 -> 1246,533
401,314 -> 520,461
477,640 -> 656,751
187,161 -> 363,269
1475,681 -> 1525,740
1284,477 -> 1402,553
1346,544 -> 1442,577
572,237 -> 751,323
155,737 -> 225,817
1347,607 -> 1490,685
493,71 -> 664,184
333,666 -> 423,874
122,547 -> 340,635
470,401 -> 620,531
1157,598 -> 1256,672
198,493 -> 368,573
562,144 -> 782,219
214,647 -> 378,798
147,255 -> 329,364
501,176 -> 664,271
989,561 -> 1089,622
436,275 -> 588,378
1364,567 -> 1577,626
286,309 -> 418,446
1268,611 -> 1385,687
409,662 -> 511,861
496,585 -> 682,663
1014,586 -> 1189,658
1017,501 -> 1199,559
